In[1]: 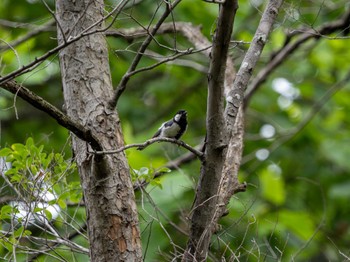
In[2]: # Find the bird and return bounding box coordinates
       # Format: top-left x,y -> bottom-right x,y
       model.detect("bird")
152,110 -> 188,140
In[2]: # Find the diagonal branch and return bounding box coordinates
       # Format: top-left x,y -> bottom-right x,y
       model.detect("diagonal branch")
0,20 -> 55,52
214,0 -> 285,226
244,7 -> 350,105
133,148 -> 200,190
90,137 -> 204,160
0,0 -> 129,86
116,47 -> 207,80
109,0 -> 182,108
221,2 -> 285,219
225,0 -> 284,128
0,80 -> 101,150
106,21 -> 212,55
27,223 -> 88,261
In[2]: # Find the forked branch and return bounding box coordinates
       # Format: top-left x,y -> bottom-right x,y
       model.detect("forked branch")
110,0 -> 182,108
0,80 -> 101,150
244,7 -> 350,105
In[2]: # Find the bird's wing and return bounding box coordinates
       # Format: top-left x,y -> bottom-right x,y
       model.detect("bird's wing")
152,122 -> 165,138
163,120 -> 173,128
152,127 -> 162,138
152,120 -> 174,138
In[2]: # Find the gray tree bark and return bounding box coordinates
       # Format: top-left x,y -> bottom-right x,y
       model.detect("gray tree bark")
55,1 -> 142,261
183,1 -> 238,261
184,0 -> 284,261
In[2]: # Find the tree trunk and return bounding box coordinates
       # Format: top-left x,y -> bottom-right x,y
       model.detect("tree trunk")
55,1 -> 142,261
183,1 -> 238,261
184,0 -> 283,260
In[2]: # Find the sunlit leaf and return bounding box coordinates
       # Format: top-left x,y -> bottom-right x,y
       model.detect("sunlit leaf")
0,148 -> 12,157
259,166 -> 286,206
44,209 -> 52,221
278,210 -> 315,241
14,226 -> 24,238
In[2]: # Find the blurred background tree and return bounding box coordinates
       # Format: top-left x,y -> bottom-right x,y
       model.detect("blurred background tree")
1,0 -> 350,261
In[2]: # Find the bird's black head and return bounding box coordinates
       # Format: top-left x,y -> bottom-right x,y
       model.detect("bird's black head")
174,110 -> 187,122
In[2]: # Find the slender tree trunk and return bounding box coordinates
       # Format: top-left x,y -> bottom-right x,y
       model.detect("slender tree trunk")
184,0 -> 283,261
55,1 -> 142,261
184,1 -> 238,261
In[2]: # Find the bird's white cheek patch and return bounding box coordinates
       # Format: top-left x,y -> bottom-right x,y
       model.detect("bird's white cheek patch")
174,114 -> 181,122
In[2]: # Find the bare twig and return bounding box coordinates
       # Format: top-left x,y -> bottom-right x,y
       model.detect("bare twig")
0,0 -> 129,85
90,137 -> 204,160
110,0 -> 182,108
119,47 -> 201,79
327,236 -> 350,261
225,0 -> 284,126
203,0 -> 225,3
134,143 -> 202,190
0,19 -> 43,29
108,21 -> 212,57
244,8 -> 350,105
0,42 -> 70,85
40,0 -> 67,43
0,226 -> 89,258
0,195 -> 18,204
139,188 -> 185,258
27,223 -> 88,261
0,20 -> 55,52
0,80 -> 101,150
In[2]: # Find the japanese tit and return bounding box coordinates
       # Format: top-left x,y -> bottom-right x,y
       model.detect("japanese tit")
152,110 -> 188,139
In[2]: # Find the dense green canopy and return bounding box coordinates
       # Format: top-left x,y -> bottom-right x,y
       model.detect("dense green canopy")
1,0 -> 350,261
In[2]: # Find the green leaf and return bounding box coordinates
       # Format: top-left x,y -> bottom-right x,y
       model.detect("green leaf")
44,209 -> 52,221
57,198 -> 67,209
8,173 -> 22,183
150,177 -> 163,189
278,210 -> 315,241
42,152 -> 54,169
25,137 -> 34,148
38,145 -> 44,154
30,165 -> 38,176
11,143 -> 26,153
14,226 -> 24,238
0,205 -> 13,219
259,165 -> 286,206
3,240 -> 13,252
34,207 -> 44,213
0,147 -> 12,157
4,166 -> 14,174
24,230 -> 32,237
1,205 -> 12,213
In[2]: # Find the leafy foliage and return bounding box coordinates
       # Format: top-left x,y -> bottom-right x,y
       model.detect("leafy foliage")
0,138 -> 85,260
1,0 -> 350,261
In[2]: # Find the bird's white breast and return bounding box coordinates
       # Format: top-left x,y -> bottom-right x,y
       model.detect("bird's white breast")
160,123 -> 181,138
